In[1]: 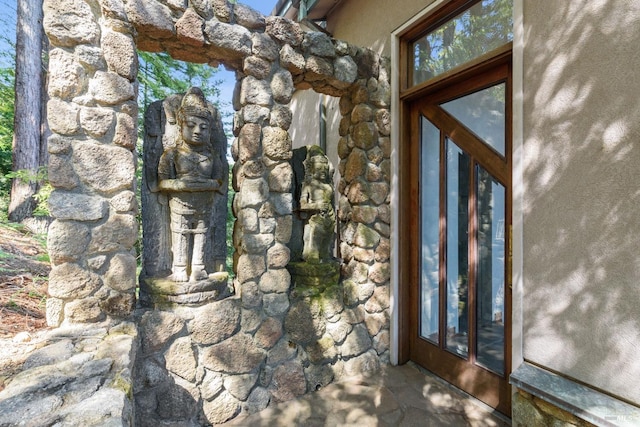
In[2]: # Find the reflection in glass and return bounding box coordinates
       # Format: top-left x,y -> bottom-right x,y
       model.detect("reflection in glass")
441,83 -> 506,155
420,117 -> 440,343
412,0 -> 513,85
445,139 -> 469,358
476,166 -> 505,374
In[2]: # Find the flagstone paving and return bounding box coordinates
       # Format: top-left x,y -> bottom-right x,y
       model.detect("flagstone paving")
222,363 -> 511,426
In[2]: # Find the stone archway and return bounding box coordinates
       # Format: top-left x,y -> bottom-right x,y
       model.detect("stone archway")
43,0 -> 391,423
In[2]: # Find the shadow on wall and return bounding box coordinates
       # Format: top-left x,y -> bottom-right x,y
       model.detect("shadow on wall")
521,0 -> 640,403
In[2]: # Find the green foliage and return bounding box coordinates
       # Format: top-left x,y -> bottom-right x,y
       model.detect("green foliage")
33,182 -> 52,217
0,67 -> 14,164
138,51 -> 223,113
0,0 -> 15,219
135,49 -> 227,200
36,253 -> 50,263
136,51 -> 225,162
0,51 -> 15,218
136,51 -> 234,143
5,167 -> 47,185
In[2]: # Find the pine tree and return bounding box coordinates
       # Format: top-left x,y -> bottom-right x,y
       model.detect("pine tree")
8,0 -> 46,222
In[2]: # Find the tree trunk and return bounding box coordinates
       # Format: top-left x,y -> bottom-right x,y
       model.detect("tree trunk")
39,34 -> 50,171
8,0 -> 44,222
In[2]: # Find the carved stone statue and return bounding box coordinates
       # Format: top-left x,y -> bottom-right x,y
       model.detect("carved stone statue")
157,88 -> 222,282
300,145 -> 336,262
140,87 -> 231,306
287,145 -> 340,290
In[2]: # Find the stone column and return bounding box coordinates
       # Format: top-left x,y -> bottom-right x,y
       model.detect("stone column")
44,0 -> 138,326
336,51 -> 393,362
229,26 -> 311,405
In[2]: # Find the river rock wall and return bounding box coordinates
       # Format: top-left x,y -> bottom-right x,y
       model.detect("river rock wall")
41,0 -> 391,424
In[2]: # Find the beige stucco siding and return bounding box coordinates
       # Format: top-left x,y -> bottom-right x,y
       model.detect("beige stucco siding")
327,0 -> 436,56
289,90 -> 322,149
288,91 -> 341,195
522,0 -> 640,404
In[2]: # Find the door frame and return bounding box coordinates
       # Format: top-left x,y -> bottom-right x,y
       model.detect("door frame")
388,0 -> 525,417
407,58 -> 512,415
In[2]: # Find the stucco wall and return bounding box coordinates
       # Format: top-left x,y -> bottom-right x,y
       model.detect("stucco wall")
326,0 -> 436,56
289,91 -> 341,198
289,90 -> 322,149
522,0 -> 640,404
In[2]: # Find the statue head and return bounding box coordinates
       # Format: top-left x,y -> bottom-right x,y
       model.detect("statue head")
304,145 -> 332,183
177,87 -> 213,148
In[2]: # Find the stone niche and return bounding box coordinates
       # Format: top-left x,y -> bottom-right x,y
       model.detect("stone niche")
42,0 -> 392,424
287,145 -> 341,290
139,88 -> 232,307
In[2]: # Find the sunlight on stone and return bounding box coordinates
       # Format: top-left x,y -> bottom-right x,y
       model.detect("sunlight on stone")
344,408 -> 376,424
464,401 -> 499,425
421,383 -> 433,396
428,392 -> 455,408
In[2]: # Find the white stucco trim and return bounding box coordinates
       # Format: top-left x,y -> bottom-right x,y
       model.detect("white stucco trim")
389,32 -> 400,366
511,0 -> 525,374
389,0 -> 449,366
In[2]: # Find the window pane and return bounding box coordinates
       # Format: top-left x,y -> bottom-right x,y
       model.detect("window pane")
420,117 -> 440,343
440,83 -> 506,156
412,0 -> 513,85
476,166 -> 506,374
445,139 -> 469,358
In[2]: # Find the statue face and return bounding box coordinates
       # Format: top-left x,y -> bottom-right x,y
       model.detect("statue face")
312,159 -> 329,181
181,115 -> 210,146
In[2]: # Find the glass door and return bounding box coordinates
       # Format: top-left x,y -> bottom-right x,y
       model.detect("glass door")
409,62 -> 511,415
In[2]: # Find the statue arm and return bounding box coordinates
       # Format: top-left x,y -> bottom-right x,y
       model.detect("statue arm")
299,184 -> 313,210
157,150 -> 182,192
158,150 -> 222,192
159,176 -> 222,192
300,182 -> 332,211
157,150 -> 174,181
301,201 -> 332,211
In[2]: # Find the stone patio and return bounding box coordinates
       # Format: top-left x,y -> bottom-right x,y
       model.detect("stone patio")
221,363 -> 511,426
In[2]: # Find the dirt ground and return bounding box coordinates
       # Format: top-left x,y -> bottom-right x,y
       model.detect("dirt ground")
0,222 -> 52,392
0,222 -> 50,338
